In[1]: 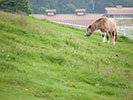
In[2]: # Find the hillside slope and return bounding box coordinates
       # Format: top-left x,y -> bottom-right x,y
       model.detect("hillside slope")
0,11 -> 133,100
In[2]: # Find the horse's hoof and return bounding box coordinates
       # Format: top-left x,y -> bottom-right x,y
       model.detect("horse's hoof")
103,41 -> 106,43
111,42 -> 115,45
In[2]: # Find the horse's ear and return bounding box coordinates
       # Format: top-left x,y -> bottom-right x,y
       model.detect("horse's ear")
89,25 -> 91,28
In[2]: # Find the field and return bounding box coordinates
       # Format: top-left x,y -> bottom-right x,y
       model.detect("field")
0,11 -> 133,100
117,19 -> 133,26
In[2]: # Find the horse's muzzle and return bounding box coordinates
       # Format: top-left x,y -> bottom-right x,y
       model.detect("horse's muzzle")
85,32 -> 92,37
85,33 -> 90,37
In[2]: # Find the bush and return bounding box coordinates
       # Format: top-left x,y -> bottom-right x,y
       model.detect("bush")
0,0 -> 32,15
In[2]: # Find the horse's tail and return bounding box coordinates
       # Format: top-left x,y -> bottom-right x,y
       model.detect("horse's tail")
115,31 -> 117,42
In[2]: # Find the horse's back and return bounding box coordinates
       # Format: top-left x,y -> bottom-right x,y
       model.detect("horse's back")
106,18 -> 117,32
107,18 -> 117,26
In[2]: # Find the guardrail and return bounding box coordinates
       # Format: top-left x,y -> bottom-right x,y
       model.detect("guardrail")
118,30 -> 133,39
53,21 -> 133,39
53,21 -> 87,29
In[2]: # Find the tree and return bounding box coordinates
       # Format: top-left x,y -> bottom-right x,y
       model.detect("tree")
90,0 -> 95,11
38,7 -> 47,14
29,0 -> 133,14
0,0 -> 32,14
63,3 -> 76,14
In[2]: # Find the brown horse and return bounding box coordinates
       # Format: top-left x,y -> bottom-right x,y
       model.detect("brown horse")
85,17 -> 117,45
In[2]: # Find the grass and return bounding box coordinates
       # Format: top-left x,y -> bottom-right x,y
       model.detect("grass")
0,11 -> 133,100
117,19 -> 133,26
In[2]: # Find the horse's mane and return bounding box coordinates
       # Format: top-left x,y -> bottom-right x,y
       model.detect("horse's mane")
95,18 -> 103,23
95,17 -> 107,24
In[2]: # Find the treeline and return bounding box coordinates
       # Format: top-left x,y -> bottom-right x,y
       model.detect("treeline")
29,0 -> 133,14
0,0 -> 32,14
0,0 -> 132,14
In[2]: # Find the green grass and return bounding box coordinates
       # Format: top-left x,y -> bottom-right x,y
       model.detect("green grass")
117,19 -> 133,26
0,11 -> 133,100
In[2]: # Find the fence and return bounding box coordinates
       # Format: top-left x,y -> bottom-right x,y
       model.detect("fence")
117,27 -> 133,39
53,21 -> 133,39
53,21 -> 87,29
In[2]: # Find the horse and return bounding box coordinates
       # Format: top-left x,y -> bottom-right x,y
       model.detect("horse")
85,17 -> 117,45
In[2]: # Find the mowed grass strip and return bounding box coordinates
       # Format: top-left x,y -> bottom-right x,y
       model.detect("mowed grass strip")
0,11 -> 133,100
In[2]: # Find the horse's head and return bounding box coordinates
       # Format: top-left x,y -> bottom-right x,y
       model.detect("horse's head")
85,25 -> 93,37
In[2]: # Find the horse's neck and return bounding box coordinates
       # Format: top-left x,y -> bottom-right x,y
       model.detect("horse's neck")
92,22 -> 99,31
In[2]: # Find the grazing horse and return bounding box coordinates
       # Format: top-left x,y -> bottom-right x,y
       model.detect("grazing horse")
85,17 -> 117,45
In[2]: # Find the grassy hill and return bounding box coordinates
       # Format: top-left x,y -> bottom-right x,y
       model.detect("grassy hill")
0,11 -> 133,100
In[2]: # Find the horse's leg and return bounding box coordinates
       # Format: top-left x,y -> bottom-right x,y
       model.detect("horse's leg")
106,33 -> 110,44
106,32 -> 110,44
102,32 -> 106,43
113,31 -> 116,45
111,32 -> 115,45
